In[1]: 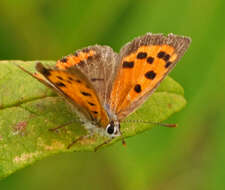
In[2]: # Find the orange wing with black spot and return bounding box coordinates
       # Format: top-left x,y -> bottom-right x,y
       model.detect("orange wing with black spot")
36,62 -> 109,128
109,33 -> 191,120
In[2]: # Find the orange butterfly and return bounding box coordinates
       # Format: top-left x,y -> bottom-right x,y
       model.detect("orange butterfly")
18,33 -> 191,150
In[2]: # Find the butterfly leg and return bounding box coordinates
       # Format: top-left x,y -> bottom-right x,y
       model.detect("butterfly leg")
67,134 -> 91,149
48,121 -> 83,132
94,138 -> 113,152
48,121 -> 80,132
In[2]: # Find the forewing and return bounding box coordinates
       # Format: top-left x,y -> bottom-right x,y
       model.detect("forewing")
36,63 -> 109,128
109,33 -> 191,120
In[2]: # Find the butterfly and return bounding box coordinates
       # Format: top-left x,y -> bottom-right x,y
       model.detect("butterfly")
17,33 -> 191,150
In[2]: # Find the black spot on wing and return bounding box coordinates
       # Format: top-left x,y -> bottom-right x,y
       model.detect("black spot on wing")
157,51 -> 165,58
147,57 -> 154,64
165,61 -> 172,68
80,91 -> 91,96
145,71 -> 156,79
67,80 -> 72,84
60,58 -> 68,63
134,84 -> 142,93
56,82 -> 66,87
137,52 -> 147,59
163,54 -> 170,61
82,48 -> 90,53
88,102 -> 95,106
57,76 -> 63,80
68,76 -> 74,81
78,60 -> 85,66
123,61 -> 134,68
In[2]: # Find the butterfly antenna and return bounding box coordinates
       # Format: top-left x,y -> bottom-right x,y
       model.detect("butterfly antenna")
122,119 -> 177,128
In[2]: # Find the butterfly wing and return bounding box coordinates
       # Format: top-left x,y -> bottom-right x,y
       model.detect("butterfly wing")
36,62 -> 110,128
109,33 -> 191,120
56,45 -> 119,106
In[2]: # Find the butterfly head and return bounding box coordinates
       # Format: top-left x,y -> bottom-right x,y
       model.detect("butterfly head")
105,120 -> 121,137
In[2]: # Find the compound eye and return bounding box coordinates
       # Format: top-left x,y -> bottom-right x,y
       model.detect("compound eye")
106,124 -> 115,135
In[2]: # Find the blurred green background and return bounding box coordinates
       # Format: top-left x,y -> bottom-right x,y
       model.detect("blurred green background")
0,0 -> 225,189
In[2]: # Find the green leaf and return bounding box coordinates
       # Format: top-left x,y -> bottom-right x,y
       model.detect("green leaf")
0,60 -> 186,179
